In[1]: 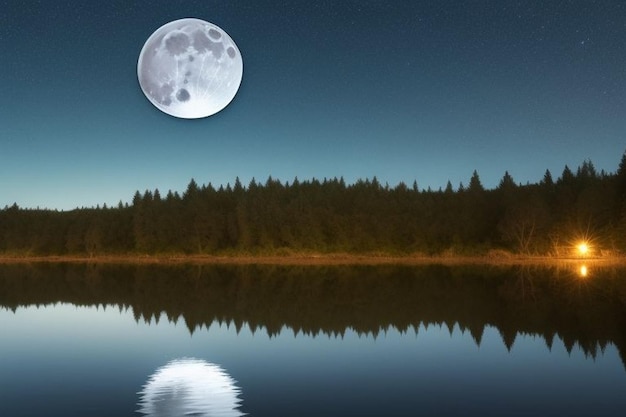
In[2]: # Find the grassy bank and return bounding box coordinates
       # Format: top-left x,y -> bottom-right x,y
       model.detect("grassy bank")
0,252 -> 624,266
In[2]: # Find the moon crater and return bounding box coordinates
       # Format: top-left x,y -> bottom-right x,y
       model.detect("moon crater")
138,18 -> 243,119
164,31 -> 191,55
177,88 -> 190,102
209,28 -> 222,40
192,30 -> 225,58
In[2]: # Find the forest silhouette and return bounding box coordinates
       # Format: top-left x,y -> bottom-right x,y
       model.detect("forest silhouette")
1,263 -> 625,369
1,152 -> 626,256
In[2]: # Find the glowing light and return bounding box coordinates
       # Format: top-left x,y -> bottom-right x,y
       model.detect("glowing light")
577,242 -> 590,257
579,265 -> 588,278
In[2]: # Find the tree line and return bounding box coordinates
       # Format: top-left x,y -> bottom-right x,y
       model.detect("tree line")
1,152 -> 626,256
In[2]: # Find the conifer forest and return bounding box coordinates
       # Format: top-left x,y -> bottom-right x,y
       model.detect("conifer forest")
2,153 -> 626,257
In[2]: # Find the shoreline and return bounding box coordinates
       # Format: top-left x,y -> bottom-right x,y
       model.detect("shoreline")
0,254 -> 624,266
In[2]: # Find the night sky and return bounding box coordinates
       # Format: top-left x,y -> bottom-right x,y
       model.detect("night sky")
1,1 -> 624,210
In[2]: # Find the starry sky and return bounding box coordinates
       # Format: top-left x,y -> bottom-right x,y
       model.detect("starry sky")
1,0 -> 625,210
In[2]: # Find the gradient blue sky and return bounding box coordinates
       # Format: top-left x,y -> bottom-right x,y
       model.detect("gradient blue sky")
1,0 -> 625,210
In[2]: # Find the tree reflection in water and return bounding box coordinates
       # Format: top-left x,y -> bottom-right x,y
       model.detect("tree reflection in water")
1,262 -> 625,368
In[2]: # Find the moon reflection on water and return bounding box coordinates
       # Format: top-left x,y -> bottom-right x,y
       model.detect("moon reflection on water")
137,358 -> 245,417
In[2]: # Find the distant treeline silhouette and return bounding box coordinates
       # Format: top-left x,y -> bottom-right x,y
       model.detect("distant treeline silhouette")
1,152 -> 626,255
1,263 -> 625,368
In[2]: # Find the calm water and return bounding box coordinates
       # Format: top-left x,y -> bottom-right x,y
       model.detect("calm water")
1,263 -> 625,416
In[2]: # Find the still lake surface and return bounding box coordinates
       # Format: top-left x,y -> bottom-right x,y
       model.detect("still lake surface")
1,262 -> 625,416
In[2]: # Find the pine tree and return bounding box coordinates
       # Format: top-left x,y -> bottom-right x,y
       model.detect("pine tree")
558,165 -> 575,185
541,169 -> 554,187
132,191 -> 142,207
468,170 -> 484,193
233,177 -> 243,194
577,159 -> 597,180
498,171 -> 516,190
184,179 -> 200,199
616,151 -> 626,201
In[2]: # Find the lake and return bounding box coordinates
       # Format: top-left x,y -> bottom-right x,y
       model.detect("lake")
1,262 -> 625,416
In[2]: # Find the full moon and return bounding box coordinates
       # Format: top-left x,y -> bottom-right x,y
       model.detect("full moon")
137,18 -> 243,119
137,358 -> 245,416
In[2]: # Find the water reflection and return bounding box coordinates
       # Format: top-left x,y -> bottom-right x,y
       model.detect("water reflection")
1,263 -> 625,368
579,264 -> 589,278
137,358 -> 244,417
